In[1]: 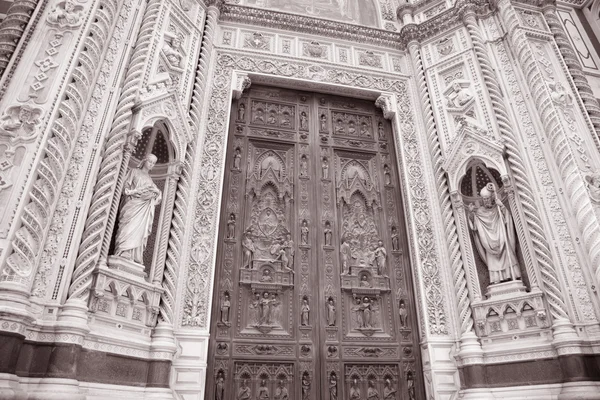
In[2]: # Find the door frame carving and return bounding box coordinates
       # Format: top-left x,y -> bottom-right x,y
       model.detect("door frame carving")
172,50 -> 458,400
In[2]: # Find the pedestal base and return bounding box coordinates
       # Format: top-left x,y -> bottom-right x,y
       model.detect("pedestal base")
107,255 -> 148,278
485,280 -> 527,300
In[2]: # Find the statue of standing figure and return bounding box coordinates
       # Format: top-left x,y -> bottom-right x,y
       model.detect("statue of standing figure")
340,238 -> 351,274
374,240 -> 387,276
468,183 -> 521,285
301,298 -> 310,326
300,220 -> 309,245
326,297 -> 336,326
329,373 -> 338,400
215,371 -> 225,400
324,221 -> 333,246
242,230 -> 255,269
113,154 -> 162,264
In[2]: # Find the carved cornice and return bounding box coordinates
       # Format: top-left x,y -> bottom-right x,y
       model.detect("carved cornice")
220,4 -> 404,50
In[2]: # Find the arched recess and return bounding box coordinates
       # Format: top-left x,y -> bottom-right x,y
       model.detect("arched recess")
443,123 -> 548,340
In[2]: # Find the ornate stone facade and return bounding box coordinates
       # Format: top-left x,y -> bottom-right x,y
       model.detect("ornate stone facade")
0,0 -> 600,399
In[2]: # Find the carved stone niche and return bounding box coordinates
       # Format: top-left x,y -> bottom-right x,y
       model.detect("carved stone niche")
91,91 -> 192,332
443,123 -> 551,344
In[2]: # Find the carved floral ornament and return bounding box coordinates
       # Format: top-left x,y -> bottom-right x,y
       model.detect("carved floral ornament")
181,51 -> 449,335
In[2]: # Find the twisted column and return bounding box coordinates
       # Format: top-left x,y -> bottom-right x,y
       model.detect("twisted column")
189,3 -> 220,131
498,0 -> 600,298
407,39 -> 475,338
543,4 -> 600,150
68,0 -> 158,302
460,6 -> 570,325
0,0 -> 39,78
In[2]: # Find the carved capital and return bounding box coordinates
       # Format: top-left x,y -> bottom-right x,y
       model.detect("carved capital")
375,93 -> 396,120
232,72 -> 252,100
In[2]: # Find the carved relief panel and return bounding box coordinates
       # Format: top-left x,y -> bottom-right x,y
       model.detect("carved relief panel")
207,86 -> 424,399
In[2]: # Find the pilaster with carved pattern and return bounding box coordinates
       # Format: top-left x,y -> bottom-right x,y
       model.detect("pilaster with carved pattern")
68,0 -> 159,302
497,0 -> 600,314
459,4 -> 573,333
542,3 -> 600,149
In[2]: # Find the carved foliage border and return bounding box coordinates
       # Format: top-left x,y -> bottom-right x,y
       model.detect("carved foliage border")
179,51 -> 449,336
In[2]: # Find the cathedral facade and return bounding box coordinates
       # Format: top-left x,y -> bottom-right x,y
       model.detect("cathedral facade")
1,0 -> 600,398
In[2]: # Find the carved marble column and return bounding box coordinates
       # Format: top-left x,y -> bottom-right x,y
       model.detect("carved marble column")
0,0 -> 40,80
189,1 -> 221,130
459,3 -> 577,341
542,3 -> 600,149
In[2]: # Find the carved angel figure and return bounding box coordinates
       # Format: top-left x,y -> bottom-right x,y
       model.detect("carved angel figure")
113,154 -> 162,264
0,103 -> 42,144
47,0 -> 82,28
163,36 -> 184,68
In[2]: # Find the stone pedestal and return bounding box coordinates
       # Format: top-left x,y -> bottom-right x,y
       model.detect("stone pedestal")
107,255 -> 148,278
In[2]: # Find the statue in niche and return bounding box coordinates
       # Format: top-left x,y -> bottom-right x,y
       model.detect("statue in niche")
227,213 -> 236,239
322,157 -> 330,179
360,122 -> 371,137
163,36 -> 184,68
301,297 -> 310,326
254,108 -> 265,123
268,110 -> 277,125
301,373 -> 311,400
250,293 -> 261,324
113,154 -> 162,264
270,293 -> 281,323
220,292 -> 231,325
326,297 -> 336,326
383,379 -> 397,400
391,226 -> 399,251
374,240 -> 387,276
384,165 -> 391,185
300,111 -> 308,130
367,380 -> 379,400
215,371 -> 225,400
360,274 -> 371,287
300,155 -> 308,177
47,0 -> 81,28
275,380 -> 289,400
259,292 -> 272,325
324,221 -> 333,246
284,234 -> 295,271
340,237 -> 351,274
406,372 -> 415,400
320,114 -> 327,131
258,379 -> 270,400
359,297 -> 374,328
242,230 -> 255,269
335,119 -> 345,135
585,172 -> 600,203
0,103 -> 42,143
329,373 -> 338,400
446,82 -> 473,108
348,120 -> 357,135
281,112 -> 291,127
398,299 -> 408,328
237,380 -> 251,400
350,379 -> 361,400
468,183 -> 521,285
550,81 -> 573,108
260,269 -> 273,282
238,103 -> 246,121
377,122 -> 385,141
300,220 -> 309,245
233,148 -> 242,170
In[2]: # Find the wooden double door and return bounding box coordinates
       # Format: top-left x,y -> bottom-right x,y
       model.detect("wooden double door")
207,86 -> 424,400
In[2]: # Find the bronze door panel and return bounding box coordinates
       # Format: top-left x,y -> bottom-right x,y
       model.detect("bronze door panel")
208,86 -> 424,400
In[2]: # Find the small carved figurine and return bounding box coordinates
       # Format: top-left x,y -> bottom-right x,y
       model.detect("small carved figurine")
322,157 -> 329,179
260,269 -> 273,282
47,0 -> 81,28
301,298 -> 310,326
233,148 -> 242,170
340,238 -> 351,274
300,155 -> 308,177
238,103 -> 246,121
335,119 -> 345,135
254,108 -> 265,123
259,292 -> 272,325
114,154 -> 162,264
324,221 -> 332,246
258,379 -> 270,400
383,379 -> 397,400
242,230 -> 255,269
0,103 -> 42,143
350,378 -> 361,400
227,213 -> 236,239
320,114 -> 327,131
285,234 -> 295,270
446,82 -> 473,108
300,111 -> 308,130
360,275 -> 371,288
360,296 -> 373,328
268,110 -> 277,125
407,371 -> 415,400
586,172 -> 600,203
329,373 -> 338,400
348,120 -> 356,135
237,379 -> 251,400
361,122 -> 371,137
300,220 -> 309,245
384,165 -> 391,186
326,297 -> 336,326
391,226 -> 399,251
398,299 -> 408,328
275,379 -> 289,400
220,292 -> 231,324
163,36 -> 184,68
374,240 -> 387,276
367,379 -> 380,400
215,371 -> 225,400
301,372 -> 311,400
378,122 -> 385,141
